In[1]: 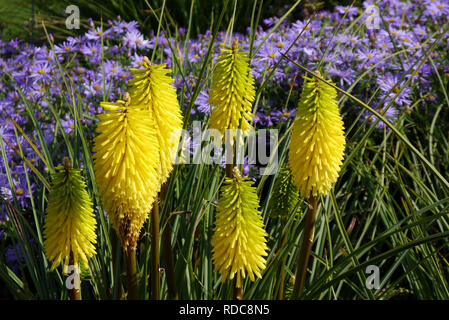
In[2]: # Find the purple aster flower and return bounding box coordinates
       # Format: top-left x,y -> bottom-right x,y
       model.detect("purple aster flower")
111,20 -> 139,34
130,52 -> 145,68
289,20 -> 312,38
423,0 -> 449,18
24,84 -> 45,102
54,40 -> 77,54
194,90 -> 211,114
34,47 -> 59,64
413,25 -> 428,40
30,62 -> 53,84
123,30 -> 151,49
395,30 -> 418,48
60,115 -> 75,134
103,60 -> 123,80
375,36 -> 394,52
382,15 -> 402,28
280,108 -> 296,122
335,5 -> 359,19
85,27 -> 112,41
356,47 -> 384,69
333,48 -> 355,66
84,79 -> 105,98
365,105 -> 399,130
327,65 -> 356,87
80,41 -> 101,57
378,74 -> 412,107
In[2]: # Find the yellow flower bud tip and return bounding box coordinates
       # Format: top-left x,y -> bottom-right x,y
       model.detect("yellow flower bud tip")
289,75 -> 346,198
93,99 -> 160,250
212,174 -> 269,288
62,156 -> 72,170
127,61 -> 183,185
43,162 -> 97,271
208,43 -> 256,138
232,166 -> 242,179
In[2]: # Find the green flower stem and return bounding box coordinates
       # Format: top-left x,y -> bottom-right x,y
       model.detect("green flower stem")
276,222 -> 290,300
162,218 -> 178,299
68,254 -> 81,300
125,248 -> 138,300
150,196 -> 161,300
292,196 -> 318,299
161,182 -> 178,300
276,262 -> 286,300
111,229 -> 123,299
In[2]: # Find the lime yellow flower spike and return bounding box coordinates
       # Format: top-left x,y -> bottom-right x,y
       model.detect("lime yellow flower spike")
43,157 -> 97,271
212,168 -> 268,288
288,72 -> 346,198
208,41 -> 256,138
288,72 -> 345,298
93,94 -> 159,250
128,57 -> 183,185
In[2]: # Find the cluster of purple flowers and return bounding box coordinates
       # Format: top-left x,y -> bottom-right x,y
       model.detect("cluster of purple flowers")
0,0 -> 448,270
249,0 -> 448,129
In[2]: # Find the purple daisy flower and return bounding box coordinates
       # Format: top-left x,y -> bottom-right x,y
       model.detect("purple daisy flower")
378,74 -> 412,107
123,30 -> 151,50
365,105 -> 399,130
30,62 -> 53,84
85,27 -> 112,41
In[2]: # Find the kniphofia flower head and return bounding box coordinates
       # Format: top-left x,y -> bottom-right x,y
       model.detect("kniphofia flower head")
208,41 -> 256,138
93,94 -> 159,250
289,72 -> 346,198
128,57 -> 183,185
269,165 -> 299,218
43,157 -> 97,270
212,168 -> 268,288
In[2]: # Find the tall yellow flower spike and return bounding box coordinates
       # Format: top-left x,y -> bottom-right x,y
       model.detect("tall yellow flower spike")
289,72 -> 346,198
93,94 -> 160,250
43,157 -> 97,271
128,57 -> 183,185
212,168 -> 268,288
208,41 -> 256,137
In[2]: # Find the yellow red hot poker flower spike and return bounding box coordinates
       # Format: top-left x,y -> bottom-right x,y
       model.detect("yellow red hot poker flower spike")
268,165 -> 300,219
43,157 -> 97,271
288,72 -> 346,198
212,168 -> 268,288
288,72 -> 345,298
93,94 -> 159,251
208,41 -> 256,138
128,57 -> 183,185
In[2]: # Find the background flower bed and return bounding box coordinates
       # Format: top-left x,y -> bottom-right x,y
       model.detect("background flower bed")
1,0 -> 449,299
